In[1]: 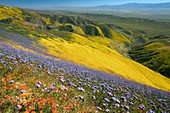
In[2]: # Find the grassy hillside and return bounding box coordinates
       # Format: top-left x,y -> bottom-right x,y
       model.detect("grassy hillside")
0,6 -> 170,92
65,13 -> 170,37
38,32 -> 170,91
83,24 -> 104,37
1,45 -> 170,113
129,39 -> 170,78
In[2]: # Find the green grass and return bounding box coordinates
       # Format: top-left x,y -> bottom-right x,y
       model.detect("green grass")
129,39 -> 170,78
67,13 -> 170,37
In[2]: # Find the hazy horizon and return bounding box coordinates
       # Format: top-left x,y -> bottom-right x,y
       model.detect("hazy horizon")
1,0 -> 170,9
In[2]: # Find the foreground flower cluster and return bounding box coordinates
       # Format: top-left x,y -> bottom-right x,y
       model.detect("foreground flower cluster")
0,44 -> 170,113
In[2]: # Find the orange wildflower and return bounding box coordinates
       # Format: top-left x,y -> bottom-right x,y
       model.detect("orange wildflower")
22,99 -> 26,103
31,98 -> 36,102
3,87 -> 7,91
3,80 -> 7,85
5,95 -> 11,99
48,83 -> 51,87
30,106 -> 35,110
19,74 -> 24,78
13,85 -> 17,89
26,80 -> 30,83
9,87 -> 13,91
9,84 -> 13,87
24,111 -> 29,113
54,88 -> 58,91
41,99 -> 46,104
52,108 -> 57,113
49,97 -> 54,101
64,104 -> 67,107
18,84 -> 23,89
24,102 -> 31,107
74,101 -> 78,105
0,99 -> 5,104
39,105 -> 43,109
19,94 -> 27,98
38,98 -> 42,101
66,106 -> 70,111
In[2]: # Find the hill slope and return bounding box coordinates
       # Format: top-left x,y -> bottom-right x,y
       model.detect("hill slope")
129,38 -> 170,78
1,44 -> 170,113
0,6 -> 170,92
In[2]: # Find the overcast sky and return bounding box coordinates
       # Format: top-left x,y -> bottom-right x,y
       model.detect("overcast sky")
1,0 -> 170,8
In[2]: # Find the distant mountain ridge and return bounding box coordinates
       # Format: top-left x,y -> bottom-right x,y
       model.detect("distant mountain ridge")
97,2 -> 170,9
45,2 -> 170,13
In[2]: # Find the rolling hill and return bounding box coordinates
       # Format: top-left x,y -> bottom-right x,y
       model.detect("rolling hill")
0,4 -> 170,113
129,38 -> 170,78
0,5 -> 170,92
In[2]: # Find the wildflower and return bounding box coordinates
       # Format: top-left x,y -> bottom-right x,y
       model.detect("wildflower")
16,54 -> 21,59
129,102 -> 134,105
75,96 -> 78,99
24,111 -> 29,113
64,93 -> 67,97
114,103 -> 120,108
59,85 -> 67,91
9,80 -> 14,84
42,88 -> 47,92
112,97 -> 120,104
146,110 -> 155,113
139,104 -> 145,111
16,105 -> 22,110
105,109 -> 110,112
124,105 -> 130,110
5,95 -> 11,99
9,87 -> 13,91
8,67 -> 13,71
47,71 -> 51,75
120,96 -> 127,102
78,87 -> 85,92
108,92 -> 113,97
0,99 -> 5,104
82,98 -> 86,102
56,104 -> 59,107
37,81 -> 42,85
103,103 -> 108,107
36,83 -> 40,88
79,96 -> 84,100
66,106 -> 71,111
60,78 -> 65,83
30,106 -> 35,111
0,53 -> 4,57
92,95 -> 96,99
49,97 -> 54,101
104,98 -> 110,102
50,85 -> 55,90
39,105 -> 43,109
3,64 -> 6,67
97,106 -> 102,111
20,90 -> 25,94
148,100 -> 154,105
